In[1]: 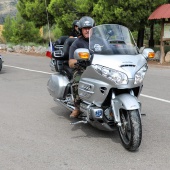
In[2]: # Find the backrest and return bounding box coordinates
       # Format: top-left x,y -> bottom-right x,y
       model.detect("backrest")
53,36 -> 69,51
61,38 -> 76,60
58,36 -> 69,45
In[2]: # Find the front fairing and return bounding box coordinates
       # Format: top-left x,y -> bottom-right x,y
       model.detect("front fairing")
91,54 -> 147,78
78,24 -> 147,106
89,24 -> 139,55
79,64 -> 143,106
88,24 -> 148,80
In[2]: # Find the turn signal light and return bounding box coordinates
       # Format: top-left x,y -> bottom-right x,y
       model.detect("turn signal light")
148,52 -> 155,58
78,52 -> 90,59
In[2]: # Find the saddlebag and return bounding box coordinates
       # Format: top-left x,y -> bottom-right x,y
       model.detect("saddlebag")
47,73 -> 69,99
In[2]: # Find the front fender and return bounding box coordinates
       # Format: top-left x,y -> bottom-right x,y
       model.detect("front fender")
111,94 -> 140,125
114,94 -> 140,110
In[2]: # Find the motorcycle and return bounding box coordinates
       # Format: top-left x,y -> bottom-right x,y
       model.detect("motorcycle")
0,54 -> 3,71
47,24 -> 155,151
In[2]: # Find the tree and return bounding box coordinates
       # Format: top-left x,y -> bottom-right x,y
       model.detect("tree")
2,16 -> 13,42
92,0 -> 168,47
2,13 -> 41,43
17,0 -> 169,45
17,0 -> 54,28
48,0 -> 96,34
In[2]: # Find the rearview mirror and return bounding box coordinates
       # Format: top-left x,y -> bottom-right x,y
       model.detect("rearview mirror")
74,48 -> 90,60
140,47 -> 155,59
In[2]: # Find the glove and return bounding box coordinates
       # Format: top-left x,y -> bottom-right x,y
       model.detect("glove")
76,60 -> 91,67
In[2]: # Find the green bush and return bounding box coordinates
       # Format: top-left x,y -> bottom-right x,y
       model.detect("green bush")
53,24 -> 63,40
144,24 -> 161,46
153,45 -> 170,54
131,31 -> 138,42
43,24 -> 63,42
2,13 -> 42,44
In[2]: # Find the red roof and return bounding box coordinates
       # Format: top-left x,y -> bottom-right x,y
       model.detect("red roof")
148,4 -> 170,20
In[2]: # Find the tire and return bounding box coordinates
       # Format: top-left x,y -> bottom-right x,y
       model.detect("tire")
54,59 -> 59,72
0,58 -> 2,71
118,109 -> 142,151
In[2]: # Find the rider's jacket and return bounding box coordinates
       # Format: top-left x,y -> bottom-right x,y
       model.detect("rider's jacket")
69,36 -> 89,60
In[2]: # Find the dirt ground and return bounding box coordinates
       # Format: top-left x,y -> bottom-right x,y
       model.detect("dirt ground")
148,60 -> 170,68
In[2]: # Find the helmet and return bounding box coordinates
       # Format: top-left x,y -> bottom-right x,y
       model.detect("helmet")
78,16 -> 95,29
72,20 -> 79,27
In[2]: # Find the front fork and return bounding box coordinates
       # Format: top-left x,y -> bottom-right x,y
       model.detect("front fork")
111,90 -> 141,127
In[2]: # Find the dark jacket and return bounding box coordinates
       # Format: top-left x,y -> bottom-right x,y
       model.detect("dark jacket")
69,30 -> 80,37
69,36 -> 89,59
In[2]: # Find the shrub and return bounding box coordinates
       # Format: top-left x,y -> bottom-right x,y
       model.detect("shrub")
2,13 -> 42,44
43,24 -> 63,42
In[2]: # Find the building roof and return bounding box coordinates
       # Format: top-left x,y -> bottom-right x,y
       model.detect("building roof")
148,4 -> 170,20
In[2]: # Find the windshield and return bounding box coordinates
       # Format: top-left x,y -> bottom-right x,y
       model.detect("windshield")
89,24 -> 139,55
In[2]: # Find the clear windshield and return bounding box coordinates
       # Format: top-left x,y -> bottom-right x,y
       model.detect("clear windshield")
89,24 -> 139,55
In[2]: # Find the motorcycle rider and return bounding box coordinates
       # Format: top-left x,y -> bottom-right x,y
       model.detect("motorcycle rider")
69,16 -> 95,118
69,20 -> 80,38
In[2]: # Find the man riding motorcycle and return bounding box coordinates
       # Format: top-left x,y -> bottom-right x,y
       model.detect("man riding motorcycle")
69,16 -> 95,118
47,22 -> 155,151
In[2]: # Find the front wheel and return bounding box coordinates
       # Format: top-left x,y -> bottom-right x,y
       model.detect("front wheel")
118,109 -> 142,151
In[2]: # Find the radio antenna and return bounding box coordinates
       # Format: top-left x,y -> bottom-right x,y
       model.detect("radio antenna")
44,0 -> 51,42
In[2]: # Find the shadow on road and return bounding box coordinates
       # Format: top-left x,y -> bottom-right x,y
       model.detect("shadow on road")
51,105 -> 121,145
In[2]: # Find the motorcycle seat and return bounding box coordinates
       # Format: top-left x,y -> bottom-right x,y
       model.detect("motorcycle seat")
57,60 -> 73,80
53,36 -> 69,51
60,38 -> 76,60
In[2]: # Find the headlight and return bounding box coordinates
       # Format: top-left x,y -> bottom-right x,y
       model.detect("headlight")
134,64 -> 148,84
93,65 -> 128,85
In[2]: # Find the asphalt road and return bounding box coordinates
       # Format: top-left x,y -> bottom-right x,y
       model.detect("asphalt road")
0,52 -> 170,170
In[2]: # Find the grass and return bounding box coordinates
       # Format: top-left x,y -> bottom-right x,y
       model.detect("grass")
6,42 -> 47,48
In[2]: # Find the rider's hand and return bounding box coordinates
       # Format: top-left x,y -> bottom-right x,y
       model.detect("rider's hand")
69,59 -> 77,68
75,60 -> 90,68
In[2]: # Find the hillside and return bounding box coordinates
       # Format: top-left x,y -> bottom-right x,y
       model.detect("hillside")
0,0 -> 18,24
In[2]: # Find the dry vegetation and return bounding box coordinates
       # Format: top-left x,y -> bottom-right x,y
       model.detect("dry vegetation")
0,0 -> 17,24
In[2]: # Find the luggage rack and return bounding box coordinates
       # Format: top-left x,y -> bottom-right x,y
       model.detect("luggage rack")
53,44 -> 64,57
53,50 -> 63,57
54,44 -> 64,50
52,37 -> 76,60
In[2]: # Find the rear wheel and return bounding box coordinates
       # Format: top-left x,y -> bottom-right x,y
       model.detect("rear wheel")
118,109 -> 142,151
54,59 -> 59,72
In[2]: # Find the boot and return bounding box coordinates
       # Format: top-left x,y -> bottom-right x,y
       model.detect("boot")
70,109 -> 80,118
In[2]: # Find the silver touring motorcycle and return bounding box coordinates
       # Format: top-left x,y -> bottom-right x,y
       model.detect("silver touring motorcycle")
47,24 -> 154,151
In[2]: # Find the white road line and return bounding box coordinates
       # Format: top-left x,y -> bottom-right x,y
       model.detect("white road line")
4,64 -> 170,104
4,64 -> 52,75
140,94 -> 170,103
